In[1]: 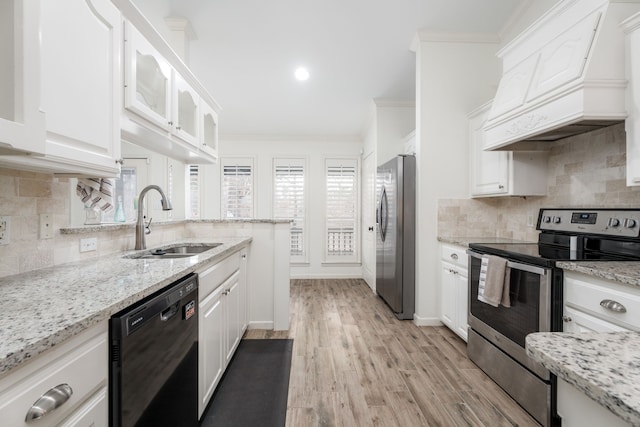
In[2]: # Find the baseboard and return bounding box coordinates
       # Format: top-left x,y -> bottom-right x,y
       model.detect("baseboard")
248,321 -> 274,330
413,314 -> 443,327
289,274 -> 364,279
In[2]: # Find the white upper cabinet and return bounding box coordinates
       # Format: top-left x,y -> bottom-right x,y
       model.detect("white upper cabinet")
0,0 -> 45,155
172,72 -> 200,147
200,100 -> 219,160
623,12 -> 640,186
124,22 -> 172,132
122,20 -> 219,164
0,0 -> 121,176
469,101 -> 548,197
39,0 -> 122,175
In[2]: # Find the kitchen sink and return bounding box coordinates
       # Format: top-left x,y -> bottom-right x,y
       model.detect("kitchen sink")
124,243 -> 222,259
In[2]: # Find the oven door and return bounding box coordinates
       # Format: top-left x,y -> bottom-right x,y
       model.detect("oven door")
467,250 -> 552,380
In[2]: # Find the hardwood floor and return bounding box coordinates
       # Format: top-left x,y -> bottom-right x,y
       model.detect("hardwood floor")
244,278 -> 540,426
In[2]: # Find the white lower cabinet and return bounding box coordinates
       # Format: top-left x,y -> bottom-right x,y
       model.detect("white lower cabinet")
559,271 -> 638,426
197,248 -> 248,418
440,244 -> 468,341
0,323 -> 108,427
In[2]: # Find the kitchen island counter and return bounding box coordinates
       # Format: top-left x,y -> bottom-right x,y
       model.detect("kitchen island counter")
557,261 -> 640,288
0,237 -> 251,375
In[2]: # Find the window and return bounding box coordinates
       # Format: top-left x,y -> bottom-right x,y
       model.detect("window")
273,158 -> 307,262
186,164 -> 200,219
221,158 -> 254,218
325,159 -> 359,262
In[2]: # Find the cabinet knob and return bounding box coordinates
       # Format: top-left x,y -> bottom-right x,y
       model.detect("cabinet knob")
223,289 -> 231,296
176,126 -> 181,130
25,384 -> 73,422
562,315 -> 572,323
498,184 -> 504,190
115,158 -> 124,165
168,121 -> 173,126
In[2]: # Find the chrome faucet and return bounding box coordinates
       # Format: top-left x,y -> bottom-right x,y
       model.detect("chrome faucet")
135,185 -> 173,250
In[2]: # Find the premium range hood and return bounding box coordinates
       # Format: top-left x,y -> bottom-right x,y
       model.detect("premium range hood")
484,0 -> 640,151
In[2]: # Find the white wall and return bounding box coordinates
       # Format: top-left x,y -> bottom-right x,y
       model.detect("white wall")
374,100 -> 416,166
414,33 -> 501,325
203,137 -> 364,278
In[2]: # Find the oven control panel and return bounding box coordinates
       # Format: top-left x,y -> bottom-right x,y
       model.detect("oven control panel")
538,209 -> 640,238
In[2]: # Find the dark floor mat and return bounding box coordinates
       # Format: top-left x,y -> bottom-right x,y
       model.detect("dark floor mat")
200,339 -> 293,427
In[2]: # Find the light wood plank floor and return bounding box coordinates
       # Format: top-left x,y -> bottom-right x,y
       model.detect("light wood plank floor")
244,278 -> 540,427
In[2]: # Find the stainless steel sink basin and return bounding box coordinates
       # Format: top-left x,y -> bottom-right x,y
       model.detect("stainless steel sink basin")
125,243 -> 222,259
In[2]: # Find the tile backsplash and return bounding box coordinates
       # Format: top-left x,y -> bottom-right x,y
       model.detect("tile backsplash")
438,123 -> 640,242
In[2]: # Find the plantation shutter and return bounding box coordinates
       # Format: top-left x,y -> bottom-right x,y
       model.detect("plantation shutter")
221,159 -> 254,218
273,159 -> 306,260
325,159 -> 358,261
187,164 -> 200,219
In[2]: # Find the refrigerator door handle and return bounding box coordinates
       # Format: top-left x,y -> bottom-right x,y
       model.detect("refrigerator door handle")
380,187 -> 388,242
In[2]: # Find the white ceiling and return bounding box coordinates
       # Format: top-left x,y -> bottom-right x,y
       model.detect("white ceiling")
154,0 -> 527,139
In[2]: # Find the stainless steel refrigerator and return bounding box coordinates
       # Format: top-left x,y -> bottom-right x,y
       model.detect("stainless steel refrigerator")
376,155 -> 415,320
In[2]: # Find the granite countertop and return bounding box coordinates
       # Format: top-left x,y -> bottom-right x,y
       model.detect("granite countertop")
437,236 -> 531,247
0,236 -> 251,375
557,261 -> 640,288
527,332 -> 640,425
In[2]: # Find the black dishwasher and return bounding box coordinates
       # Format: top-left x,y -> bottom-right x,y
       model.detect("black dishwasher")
109,273 -> 198,427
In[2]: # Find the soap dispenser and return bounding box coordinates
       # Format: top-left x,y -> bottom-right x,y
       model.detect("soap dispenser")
114,196 -> 126,222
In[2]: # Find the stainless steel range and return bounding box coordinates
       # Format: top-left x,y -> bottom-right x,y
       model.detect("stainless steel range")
467,208 -> 640,427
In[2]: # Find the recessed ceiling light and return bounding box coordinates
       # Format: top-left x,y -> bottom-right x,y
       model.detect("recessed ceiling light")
294,67 -> 310,81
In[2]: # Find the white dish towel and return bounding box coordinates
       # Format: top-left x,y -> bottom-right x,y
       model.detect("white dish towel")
478,255 -> 511,307
76,178 -> 114,212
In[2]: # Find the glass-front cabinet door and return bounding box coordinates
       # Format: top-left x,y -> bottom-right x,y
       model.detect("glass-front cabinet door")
200,101 -> 219,160
172,72 -> 199,147
0,0 -> 45,154
124,21 -> 171,132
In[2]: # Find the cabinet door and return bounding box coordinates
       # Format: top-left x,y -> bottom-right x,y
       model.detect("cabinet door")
239,249 -> 248,332
200,101 -> 219,160
124,22 -> 172,132
172,72 -> 200,146
440,262 -> 456,330
0,0 -> 45,154
469,102 -> 509,196
198,285 -> 224,418
455,270 -> 468,342
224,271 -> 242,365
40,0 -> 121,174
58,387 -> 107,427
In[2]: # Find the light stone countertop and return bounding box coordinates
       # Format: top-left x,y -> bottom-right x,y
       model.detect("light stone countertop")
557,261 -> 640,288
437,236 -> 534,248
527,332 -> 640,425
0,236 -> 251,375
60,218 -> 290,234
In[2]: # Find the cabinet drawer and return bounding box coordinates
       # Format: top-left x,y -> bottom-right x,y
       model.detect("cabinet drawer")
441,244 -> 468,269
0,331 -> 107,427
565,275 -> 640,331
198,251 -> 241,298
58,387 -> 107,427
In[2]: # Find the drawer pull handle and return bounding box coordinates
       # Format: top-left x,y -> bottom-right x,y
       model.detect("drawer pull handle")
25,383 -> 73,422
450,253 -> 458,260
600,299 -> 627,313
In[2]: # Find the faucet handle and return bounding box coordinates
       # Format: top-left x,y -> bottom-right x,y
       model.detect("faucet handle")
145,217 -> 153,235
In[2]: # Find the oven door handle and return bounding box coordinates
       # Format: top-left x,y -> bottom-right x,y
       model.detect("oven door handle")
467,250 -> 548,276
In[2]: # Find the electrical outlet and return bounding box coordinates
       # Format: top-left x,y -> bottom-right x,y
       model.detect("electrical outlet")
80,237 -> 97,252
0,216 -> 10,245
527,212 -> 535,228
39,213 -> 53,239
